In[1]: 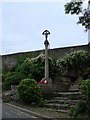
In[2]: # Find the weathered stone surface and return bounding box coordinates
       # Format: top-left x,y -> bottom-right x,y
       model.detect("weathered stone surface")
11,92 -> 19,101
38,78 -> 53,93
11,85 -> 19,101
52,81 -> 65,92
2,91 -> 11,102
44,91 -> 86,113
11,85 -> 17,95
69,84 -> 79,92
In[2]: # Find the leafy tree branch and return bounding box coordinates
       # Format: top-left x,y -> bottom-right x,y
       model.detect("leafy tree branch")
64,0 -> 90,31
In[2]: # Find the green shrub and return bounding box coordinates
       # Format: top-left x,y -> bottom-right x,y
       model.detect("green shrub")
2,72 -> 12,82
57,50 -> 90,90
79,79 -> 90,100
69,79 -> 90,118
69,101 -> 89,118
15,54 -> 60,83
3,54 -> 60,89
17,78 -> 42,104
2,72 -> 26,91
57,50 -> 90,81
69,107 -> 78,118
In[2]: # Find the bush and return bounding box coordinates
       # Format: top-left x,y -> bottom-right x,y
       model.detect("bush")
79,79 -> 90,100
69,79 -> 90,118
2,54 -> 60,91
57,50 -> 90,89
57,50 -> 90,80
69,101 -> 89,118
15,54 -> 60,83
17,78 -> 42,104
15,54 -> 45,82
2,72 -> 26,91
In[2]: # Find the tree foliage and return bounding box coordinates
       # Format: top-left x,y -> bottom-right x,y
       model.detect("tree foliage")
64,0 -> 90,31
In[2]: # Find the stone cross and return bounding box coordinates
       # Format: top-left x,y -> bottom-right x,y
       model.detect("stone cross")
42,30 -> 50,41
42,30 -> 50,79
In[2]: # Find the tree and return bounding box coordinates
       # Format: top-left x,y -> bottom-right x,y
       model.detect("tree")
64,0 -> 90,31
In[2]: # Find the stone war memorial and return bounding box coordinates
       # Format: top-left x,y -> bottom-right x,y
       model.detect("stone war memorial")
38,30 -> 53,94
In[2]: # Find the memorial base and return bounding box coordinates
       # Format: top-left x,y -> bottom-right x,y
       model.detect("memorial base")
38,78 -> 53,99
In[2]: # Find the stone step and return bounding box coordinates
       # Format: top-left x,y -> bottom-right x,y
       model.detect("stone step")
54,92 -> 85,100
44,91 -> 86,113
45,103 -> 70,110
69,89 -> 79,92
47,99 -> 85,105
47,108 -> 68,113
48,99 -> 79,104
69,84 -> 79,92
54,92 -> 81,96
54,96 -> 86,101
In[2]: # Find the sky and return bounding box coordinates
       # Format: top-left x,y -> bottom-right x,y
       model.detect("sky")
0,0 -> 89,55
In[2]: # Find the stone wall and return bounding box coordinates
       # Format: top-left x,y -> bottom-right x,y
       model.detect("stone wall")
2,44 -> 90,71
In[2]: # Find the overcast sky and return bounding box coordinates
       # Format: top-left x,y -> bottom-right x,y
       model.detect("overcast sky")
0,0 -> 88,55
